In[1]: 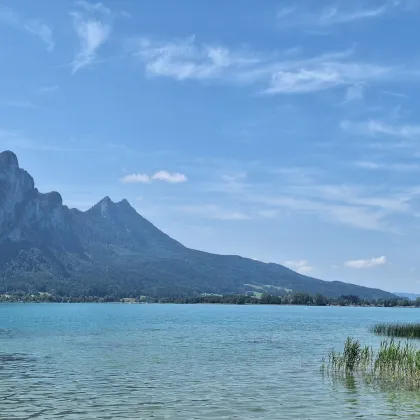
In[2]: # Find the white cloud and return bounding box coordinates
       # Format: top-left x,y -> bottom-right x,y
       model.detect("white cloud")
121,173 -> 151,184
152,170 -> 187,183
265,61 -> 389,94
121,171 -> 188,184
178,204 -> 251,220
345,256 -> 387,269
317,5 -> 387,25
24,20 -> 55,51
71,3 -> 113,73
283,260 -> 314,274
71,17 -> 111,73
0,6 -> 54,51
341,120 -> 420,139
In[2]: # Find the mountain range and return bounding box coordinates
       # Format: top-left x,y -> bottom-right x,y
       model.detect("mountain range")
0,150 -> 395,300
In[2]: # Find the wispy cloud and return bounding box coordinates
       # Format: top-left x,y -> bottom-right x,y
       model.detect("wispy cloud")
75,1 -> 112,16
131,36 -> 406,95
0,6 -> 54,51
341,120 -> 420,139
248,193 -> 389,231
34,85 -> 59,95
265,59 -> 390,94
277,7 -> 296,19
24,20 -> 55,51
121,171 -> 188,184
283,260 -> 314,274
5,100 -> 43,110
132,36 -> 262,81
381,90 -> 410,100
201,163 -> 419,231
71,2 -> 113,73
354,160 -> 420,172
177,204 -> 251,221
317,4 -> 388,25
345,256 -> 387,269
277,1 -> 395,28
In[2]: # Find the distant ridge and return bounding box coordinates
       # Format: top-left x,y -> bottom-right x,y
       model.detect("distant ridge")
0,150 -> 396,300
394,293 -> 420,301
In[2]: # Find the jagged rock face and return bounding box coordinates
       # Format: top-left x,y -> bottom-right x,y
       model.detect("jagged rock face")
0,151 -> 67,244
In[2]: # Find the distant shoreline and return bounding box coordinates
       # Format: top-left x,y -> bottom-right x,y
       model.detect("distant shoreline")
1,293 -> 418,308
0,302 -> 418,308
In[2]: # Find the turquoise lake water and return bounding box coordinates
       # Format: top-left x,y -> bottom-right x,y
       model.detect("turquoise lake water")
1,304 -> 420,419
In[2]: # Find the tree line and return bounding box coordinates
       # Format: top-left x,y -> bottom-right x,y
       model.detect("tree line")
1,291 -> 419,307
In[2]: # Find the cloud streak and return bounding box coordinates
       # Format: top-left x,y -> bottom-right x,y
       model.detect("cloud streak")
133,36 -> 262,81
341,120 -> 420,139
354,160 -> 420,172
317,4 -> 387,25
177,204 -> 251,221
24,20 -> 55,51
345,256 -> 387,269
34,85 -> 59,95
0,6 -> 54,51
277,1 -> 396,28
71,3 -> 113,73
121,171 -> 188,184
131,36 -> 407,95
201,163 -> 419,232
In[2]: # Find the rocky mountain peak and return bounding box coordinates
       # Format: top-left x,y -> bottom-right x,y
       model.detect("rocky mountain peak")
0,150 -> 68,244
116,198 -> 136,213
0,150 -> 35,194
89,197 -> 136,218
0,150 -> 19,170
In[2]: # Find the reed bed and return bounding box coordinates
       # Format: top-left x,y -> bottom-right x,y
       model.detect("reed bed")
323,337 -> 420,389
372,323 -> 420,339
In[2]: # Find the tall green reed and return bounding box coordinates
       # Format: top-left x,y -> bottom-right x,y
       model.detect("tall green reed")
324,337 -> 420,389
372,323 -> 420,339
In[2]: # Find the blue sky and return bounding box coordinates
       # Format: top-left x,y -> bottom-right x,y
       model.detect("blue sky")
1,0 -> 420,293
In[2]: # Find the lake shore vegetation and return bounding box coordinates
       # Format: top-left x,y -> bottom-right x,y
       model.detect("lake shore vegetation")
372,323 -> 420,339
324,337 -> 420,390
1,292 -> 420,307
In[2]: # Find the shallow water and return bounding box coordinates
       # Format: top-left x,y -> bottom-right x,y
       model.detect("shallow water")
1,304 -> 420,419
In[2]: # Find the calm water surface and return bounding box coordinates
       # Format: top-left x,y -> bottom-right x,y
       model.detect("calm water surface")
1,304 -> 420,419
